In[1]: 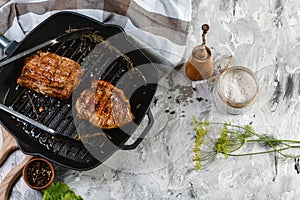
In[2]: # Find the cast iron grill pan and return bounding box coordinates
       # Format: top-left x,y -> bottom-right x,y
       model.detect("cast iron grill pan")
0,12 -> 158,170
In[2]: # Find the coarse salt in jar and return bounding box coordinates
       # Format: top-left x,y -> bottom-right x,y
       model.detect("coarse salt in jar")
215,66 -> 259,114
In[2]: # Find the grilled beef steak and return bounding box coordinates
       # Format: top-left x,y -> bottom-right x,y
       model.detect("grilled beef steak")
17,51 -> 83,99
75,80 -> 135,129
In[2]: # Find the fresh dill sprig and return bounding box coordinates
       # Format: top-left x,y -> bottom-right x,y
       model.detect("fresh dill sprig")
191,116 -> 215,170
192,117 -> 300,170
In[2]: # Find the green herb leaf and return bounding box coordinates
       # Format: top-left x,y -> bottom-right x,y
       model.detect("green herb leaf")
215,124 -> 230,158
62,192 -> 83,200
244,124 -> 255,138
259,134 -> 283,148
42,182 -> 83,200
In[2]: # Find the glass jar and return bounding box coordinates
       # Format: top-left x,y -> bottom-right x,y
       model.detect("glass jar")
215,66 -> 259,115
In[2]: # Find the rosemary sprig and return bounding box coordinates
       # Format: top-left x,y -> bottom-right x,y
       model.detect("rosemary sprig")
66,28 -> 134,70
192,117 -> 300,170
81,31 -> 134,70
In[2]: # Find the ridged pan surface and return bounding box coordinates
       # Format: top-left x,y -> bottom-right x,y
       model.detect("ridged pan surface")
0,12 -> 158,170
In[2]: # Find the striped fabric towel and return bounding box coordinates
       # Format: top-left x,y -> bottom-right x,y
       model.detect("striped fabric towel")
0,0 -> 192,66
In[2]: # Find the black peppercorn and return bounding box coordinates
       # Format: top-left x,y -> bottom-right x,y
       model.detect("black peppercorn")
26,160 -> 53,187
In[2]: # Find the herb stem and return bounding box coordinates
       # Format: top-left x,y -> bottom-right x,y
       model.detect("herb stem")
246,139 -> 299,148
226,145 -> 300,158
277,139 -> 300,144
227,150 -> 278,157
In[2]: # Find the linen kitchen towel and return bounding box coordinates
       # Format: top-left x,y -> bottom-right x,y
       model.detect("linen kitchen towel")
0,0 -> 192,66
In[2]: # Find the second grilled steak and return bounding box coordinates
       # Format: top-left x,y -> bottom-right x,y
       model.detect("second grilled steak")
17,51 -> 84,99
75,80 -> 135,129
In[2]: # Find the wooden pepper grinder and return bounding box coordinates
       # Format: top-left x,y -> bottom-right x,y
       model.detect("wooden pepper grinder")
185,24 -> 213,81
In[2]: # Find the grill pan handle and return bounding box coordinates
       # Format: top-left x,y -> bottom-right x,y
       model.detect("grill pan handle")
0,33 -> 18,56
120,110 -> 154,150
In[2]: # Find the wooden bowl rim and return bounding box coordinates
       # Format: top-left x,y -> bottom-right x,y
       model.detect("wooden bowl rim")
22,157 -> 55,190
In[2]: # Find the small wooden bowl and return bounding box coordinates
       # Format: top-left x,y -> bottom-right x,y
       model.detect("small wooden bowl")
22,157 -> 55,190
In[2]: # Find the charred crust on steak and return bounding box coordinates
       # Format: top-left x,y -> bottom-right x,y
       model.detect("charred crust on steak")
17,51 -> 84,99
75,80 -> 135,129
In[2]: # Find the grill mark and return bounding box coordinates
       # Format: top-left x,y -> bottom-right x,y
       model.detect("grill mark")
17,51 -> 83,99
94,82 -> 105,112
102,94 -> 112,128
76,80 -> 134,129
18,76 -> 65,89
100,83 -> 116,127
23,60 -> 80,83
87,93 -> 98,120
94,82 -> 110,126
79,89 -> 94,119
17,78 -> 68,99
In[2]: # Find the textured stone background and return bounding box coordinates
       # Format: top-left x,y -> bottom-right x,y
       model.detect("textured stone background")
54,1 -> 300,199
2,0 -> 300,199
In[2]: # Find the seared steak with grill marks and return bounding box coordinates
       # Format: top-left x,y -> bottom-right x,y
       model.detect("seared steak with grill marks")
75,80 -> 135,129
17,51 -> 83,99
